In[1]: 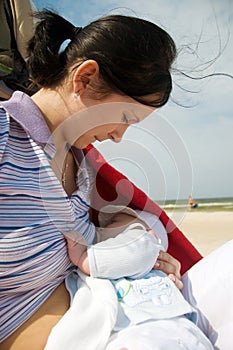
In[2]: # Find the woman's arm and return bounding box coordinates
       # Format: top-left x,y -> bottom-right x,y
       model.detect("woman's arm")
65,237 -> 90,275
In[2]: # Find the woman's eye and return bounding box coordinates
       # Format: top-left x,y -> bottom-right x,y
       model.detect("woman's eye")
122,112 -> 139,125
122,113 -> 129,124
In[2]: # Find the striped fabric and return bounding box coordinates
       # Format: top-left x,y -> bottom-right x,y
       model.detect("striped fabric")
0,92 -> 95,341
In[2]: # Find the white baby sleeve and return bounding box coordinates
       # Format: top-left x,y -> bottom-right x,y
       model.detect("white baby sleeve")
88,223 -> 161,279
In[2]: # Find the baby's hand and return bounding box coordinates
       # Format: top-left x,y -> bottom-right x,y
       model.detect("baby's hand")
147,230 -> 183,290
146,228 -> 159,240
153,251 -> 183,290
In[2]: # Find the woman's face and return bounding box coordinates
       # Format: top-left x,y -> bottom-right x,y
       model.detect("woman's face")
73,92 -> 155,149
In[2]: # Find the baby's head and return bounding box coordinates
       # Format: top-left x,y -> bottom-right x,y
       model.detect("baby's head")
106,212 -> 144,228
98,206 -> 159,240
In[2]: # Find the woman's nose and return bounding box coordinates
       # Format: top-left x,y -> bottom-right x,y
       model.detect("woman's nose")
108,133 -> 122,143
108,124 -> 128,143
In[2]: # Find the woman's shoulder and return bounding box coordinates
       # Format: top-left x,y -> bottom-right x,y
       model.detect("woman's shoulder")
0,105 -> 10,161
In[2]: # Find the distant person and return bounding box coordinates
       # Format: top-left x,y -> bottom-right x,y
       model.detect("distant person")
0,0 -> 37,100
189,195 -> 198,209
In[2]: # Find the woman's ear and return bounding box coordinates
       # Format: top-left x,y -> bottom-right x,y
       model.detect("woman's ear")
72,60 -> 99,95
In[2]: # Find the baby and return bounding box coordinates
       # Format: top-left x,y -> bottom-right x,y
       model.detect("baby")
64,206 -> 195,325
62,205 -> 213,349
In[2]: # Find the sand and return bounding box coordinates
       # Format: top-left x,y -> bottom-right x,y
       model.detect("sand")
172,211 -> 233,256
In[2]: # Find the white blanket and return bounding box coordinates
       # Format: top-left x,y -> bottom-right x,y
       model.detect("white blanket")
44,270 -> 118,350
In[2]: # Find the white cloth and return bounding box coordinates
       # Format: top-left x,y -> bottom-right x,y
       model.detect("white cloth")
106,317 -> 214,350
45,269 -> 212,350
112,270 -> 196,331
182,239 -> 233,350
45,271 -> 118,350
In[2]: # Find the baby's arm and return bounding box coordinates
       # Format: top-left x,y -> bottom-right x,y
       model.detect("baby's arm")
64,214 -> 161,278
64,213 -> 147,274
88,222 -> 162,280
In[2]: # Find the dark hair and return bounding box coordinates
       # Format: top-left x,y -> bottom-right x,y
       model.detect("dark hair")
27,10 -> 176,107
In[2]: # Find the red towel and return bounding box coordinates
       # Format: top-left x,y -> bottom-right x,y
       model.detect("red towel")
84,144 -> 202,275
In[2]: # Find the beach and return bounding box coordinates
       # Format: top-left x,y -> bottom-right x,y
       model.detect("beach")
174,211 -> 233,257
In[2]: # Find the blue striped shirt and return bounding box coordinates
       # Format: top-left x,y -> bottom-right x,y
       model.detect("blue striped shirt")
0,91 -> 95,341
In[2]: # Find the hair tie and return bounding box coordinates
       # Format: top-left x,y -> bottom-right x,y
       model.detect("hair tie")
58,27 -> 82,55
58,39 -> 71,54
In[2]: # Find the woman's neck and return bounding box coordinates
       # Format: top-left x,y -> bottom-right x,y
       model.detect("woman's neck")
31,87 -> 75,134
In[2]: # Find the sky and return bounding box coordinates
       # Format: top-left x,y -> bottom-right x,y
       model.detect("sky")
33,0 -> 233,201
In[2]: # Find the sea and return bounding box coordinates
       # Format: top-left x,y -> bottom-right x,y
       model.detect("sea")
156,197 -> 233,212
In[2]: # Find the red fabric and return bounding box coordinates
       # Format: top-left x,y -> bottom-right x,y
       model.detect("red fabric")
84,144 -> 203,275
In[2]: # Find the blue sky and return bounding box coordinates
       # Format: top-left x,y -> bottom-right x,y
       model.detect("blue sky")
33,0 -> 233,201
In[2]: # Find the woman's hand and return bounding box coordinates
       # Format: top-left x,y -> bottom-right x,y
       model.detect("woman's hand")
153,251 -> 183,290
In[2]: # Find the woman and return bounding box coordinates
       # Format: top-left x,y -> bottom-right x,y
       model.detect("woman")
0,10 -> 232,350
0,9 -> 182,348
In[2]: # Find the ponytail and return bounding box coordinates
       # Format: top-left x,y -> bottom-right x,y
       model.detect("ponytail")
27,10 -> 77,87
